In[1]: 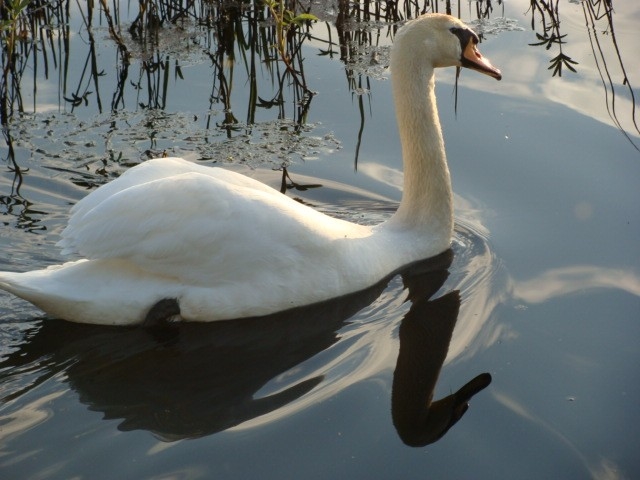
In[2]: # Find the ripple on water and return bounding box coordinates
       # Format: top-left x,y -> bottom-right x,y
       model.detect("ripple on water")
0,217 -> 504,442
0,174 -> 504,451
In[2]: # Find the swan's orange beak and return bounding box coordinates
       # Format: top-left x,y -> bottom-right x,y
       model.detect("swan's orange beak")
461,39 -> 502,80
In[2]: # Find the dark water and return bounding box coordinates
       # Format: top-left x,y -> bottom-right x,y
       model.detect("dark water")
1,1 -> 639,479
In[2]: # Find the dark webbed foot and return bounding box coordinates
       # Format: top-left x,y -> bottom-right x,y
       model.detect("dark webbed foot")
143,298 -> 181,327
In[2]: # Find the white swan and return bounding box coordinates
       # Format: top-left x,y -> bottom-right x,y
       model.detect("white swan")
0,14 -> 501,325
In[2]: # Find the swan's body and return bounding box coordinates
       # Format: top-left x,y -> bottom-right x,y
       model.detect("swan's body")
0,14 -> 500,325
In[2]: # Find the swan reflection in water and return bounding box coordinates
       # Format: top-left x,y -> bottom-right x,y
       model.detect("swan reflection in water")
0,250 -> 490,446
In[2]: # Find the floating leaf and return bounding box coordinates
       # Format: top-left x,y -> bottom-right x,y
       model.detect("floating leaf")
290,13 -> 318,27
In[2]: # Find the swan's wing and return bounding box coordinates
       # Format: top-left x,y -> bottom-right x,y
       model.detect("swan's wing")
64,157 -> 276,231
57,171 -> 340,284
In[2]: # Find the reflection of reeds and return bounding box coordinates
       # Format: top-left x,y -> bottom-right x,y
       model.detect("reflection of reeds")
0,128 -> 47,232
527,0 -> 638,150
528,0 -> 578,77
1,0 -> 70,123
0,0 -> 637,140
581,0 -> 639,150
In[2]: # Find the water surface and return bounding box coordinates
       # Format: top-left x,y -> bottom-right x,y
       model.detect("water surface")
1,1 -> 639,479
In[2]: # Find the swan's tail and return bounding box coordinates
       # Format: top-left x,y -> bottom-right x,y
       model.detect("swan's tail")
0,268 -> 73,319
0,270 -> 38,301
0,261 -> 178,325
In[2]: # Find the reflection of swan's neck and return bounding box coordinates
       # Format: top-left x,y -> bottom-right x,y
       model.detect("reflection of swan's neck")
388,62 -> 453,238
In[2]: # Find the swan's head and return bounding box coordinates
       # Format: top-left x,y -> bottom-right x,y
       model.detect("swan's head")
392,14 -> 502,81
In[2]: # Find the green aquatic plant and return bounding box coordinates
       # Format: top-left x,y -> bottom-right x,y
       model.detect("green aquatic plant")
0,0 -> 30,124
264,0 -> 317,92
0,0 -> 29,56
264,0 -> 317,59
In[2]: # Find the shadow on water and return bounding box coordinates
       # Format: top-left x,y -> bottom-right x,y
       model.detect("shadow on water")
0,250 -> 491,446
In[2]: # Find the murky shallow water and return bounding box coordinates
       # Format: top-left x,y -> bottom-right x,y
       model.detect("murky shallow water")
1,1 -> 639,479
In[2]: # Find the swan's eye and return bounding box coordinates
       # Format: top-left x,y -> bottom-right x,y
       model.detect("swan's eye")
450,27 -> 480,46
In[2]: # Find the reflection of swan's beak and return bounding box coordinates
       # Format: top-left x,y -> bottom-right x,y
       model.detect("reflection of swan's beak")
461,39 -> 502,80
449,372 -> 493,425
412,372 -> 492,446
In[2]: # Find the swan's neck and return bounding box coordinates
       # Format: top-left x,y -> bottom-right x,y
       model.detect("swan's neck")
387,64 -> 453,239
